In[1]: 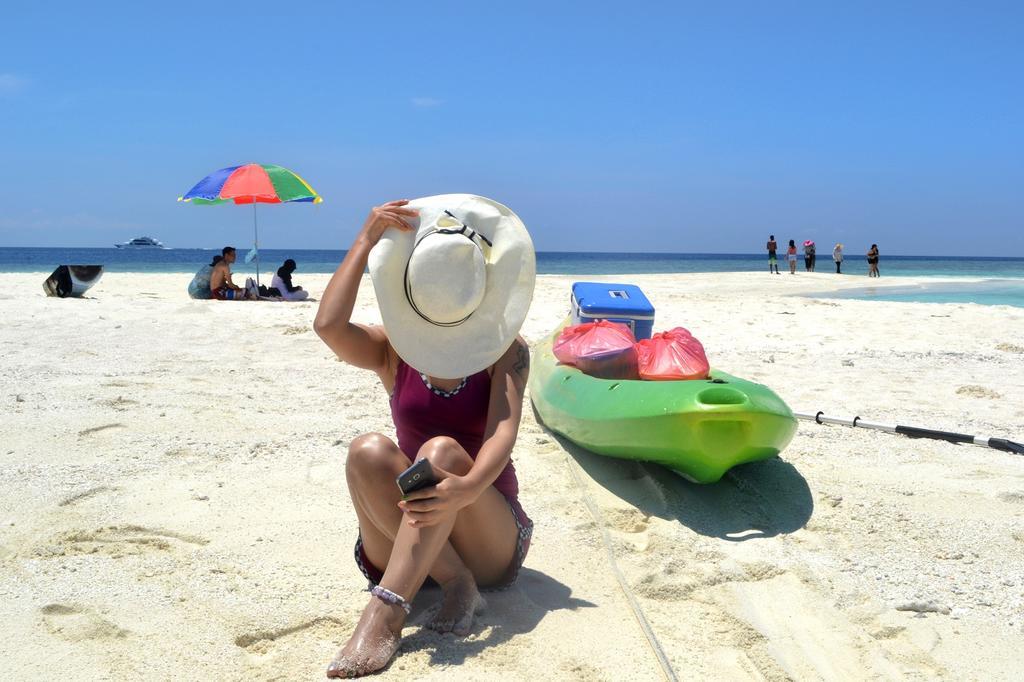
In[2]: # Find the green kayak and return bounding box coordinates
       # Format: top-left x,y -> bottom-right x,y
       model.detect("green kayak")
529,323 -> 797,483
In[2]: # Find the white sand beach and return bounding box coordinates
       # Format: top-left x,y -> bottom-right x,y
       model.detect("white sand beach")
1,270 -> 1023,681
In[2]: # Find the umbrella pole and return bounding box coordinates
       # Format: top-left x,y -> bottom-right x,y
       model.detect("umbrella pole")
252,202 -> 260,288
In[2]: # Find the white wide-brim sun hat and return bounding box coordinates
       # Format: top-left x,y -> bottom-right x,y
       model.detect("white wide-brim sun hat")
368,194 -> 536,379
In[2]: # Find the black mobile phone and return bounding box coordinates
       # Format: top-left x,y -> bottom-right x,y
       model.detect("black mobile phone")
396,459 -> 438,496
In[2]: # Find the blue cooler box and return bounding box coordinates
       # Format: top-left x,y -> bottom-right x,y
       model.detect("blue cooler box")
570,282 -> 655,339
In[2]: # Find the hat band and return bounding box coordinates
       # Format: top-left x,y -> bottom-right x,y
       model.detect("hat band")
403,212 -> 491,328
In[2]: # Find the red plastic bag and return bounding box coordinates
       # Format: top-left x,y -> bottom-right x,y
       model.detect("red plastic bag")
635,327 -> 710,381
553,320 -> 639,379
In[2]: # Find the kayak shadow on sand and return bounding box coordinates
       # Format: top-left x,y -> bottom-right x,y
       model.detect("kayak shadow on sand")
400,568 -> 595,666
550,432 -> 814,541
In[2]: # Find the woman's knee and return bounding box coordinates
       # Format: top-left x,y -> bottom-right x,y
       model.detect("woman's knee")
416,436 -> 473,475
346,432 -> 403,479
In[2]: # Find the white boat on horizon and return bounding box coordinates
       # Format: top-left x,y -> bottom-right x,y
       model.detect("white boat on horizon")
115,236 -> 168,249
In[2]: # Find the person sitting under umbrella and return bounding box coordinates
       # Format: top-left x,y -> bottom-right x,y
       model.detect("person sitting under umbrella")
187,254 -> 220,299
271,259 -> 309,301
210,246 -> 256,300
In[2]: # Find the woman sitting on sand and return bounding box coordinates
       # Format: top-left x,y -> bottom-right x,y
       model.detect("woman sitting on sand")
187,254 -> 221,299
314,196 -> 536,678
271,258 -> 309,301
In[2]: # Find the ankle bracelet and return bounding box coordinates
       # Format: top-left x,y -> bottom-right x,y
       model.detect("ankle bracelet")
370,585 -> 412,614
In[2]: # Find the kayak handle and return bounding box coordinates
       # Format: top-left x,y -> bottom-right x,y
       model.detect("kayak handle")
696,386 -> 750,408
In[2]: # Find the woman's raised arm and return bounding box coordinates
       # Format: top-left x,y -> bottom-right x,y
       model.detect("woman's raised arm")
464,337 -> 531,494
314,201 -> 417,373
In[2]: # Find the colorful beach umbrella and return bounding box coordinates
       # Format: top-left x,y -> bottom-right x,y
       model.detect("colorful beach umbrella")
178,163 -> 322,285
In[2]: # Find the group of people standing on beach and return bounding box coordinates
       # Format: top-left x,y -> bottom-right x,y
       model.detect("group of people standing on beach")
766,236 -> 879,276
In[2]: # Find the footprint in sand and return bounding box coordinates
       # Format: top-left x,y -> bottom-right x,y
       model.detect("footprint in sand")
100,396 -> 140,411
710,612 -> 787,678
955,385 -> 1002,399
36,525 -> 208,559
101,380 -> 155,389
559,660 -> 611,681
58,486 -> 119,507
871,625 -> 907,640
712,572 -> 945,679
77,423 -> 126,437
164,446 -> 201,458
603,507 -> 651,534
40,604 -> 129,641
235,616 -> 351,657
634,560 -> 784,602
305,460 -> 337,487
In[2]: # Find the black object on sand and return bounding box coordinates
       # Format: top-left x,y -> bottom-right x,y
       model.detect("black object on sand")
43,265 -> 104,298
795,410 -> 1023,455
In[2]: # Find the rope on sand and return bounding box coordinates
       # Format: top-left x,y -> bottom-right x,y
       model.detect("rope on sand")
565,455 -> 679,682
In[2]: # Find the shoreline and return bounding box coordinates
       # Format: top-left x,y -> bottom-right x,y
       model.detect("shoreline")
6,269 -> 1024,283
3,249 -> 1023,281
6,270 -> 1024,310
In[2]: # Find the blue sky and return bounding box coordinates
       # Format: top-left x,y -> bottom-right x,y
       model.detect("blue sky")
1,2 -> 1022,255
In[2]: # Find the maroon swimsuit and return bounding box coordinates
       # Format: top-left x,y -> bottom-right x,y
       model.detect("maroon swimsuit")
353,359 -> 533,588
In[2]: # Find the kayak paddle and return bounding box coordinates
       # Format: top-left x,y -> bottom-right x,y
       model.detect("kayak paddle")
795,411 -> 1024,455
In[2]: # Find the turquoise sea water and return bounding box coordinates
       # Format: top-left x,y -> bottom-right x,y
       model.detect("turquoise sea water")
2,248 -> 1023,306
811,279 -> 1024,308
2,247 -> 1023,277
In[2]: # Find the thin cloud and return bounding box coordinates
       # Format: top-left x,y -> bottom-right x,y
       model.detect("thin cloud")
0,73 -> 28,95
411,97 -> 442,108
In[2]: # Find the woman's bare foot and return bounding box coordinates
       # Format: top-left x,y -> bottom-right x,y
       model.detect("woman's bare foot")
427,572 -> 485,636
326,597 -> 406,678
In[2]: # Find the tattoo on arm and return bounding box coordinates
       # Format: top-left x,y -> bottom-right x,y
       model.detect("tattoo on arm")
512,342 -> 530,379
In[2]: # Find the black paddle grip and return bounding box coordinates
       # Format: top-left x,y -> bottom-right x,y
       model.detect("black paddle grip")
988,439 -> 1024,455
894,425 -> 974,444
